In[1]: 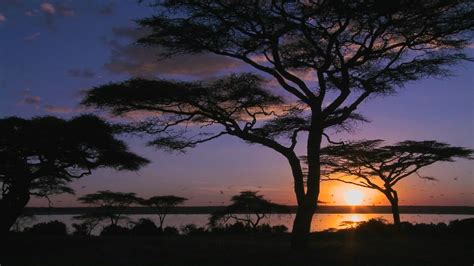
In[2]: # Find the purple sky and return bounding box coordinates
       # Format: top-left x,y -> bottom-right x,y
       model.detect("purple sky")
1,1 -> 473,207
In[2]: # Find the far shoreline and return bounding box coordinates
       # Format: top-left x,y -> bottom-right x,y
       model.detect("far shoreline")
23,205 -> 474,215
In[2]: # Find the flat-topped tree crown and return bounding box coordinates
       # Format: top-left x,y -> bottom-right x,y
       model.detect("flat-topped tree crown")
139,195 -> 188,229
78,190 -> 141,226
318,139 -> 473,227
83,0 -> 474,249
0,115 -> 149,234
209,191 -> 289,229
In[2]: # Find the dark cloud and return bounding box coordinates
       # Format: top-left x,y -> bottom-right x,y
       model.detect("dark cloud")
18,89 -> 41,108
68,68 -> 96,79
103,26 -> 243,78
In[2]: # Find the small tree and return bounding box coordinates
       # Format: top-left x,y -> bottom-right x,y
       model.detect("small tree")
319,140 -> 473,228
77,191 -> 140,226
139,195 -> 187,230
0,115 -> 149,234
209,191 -> 289,230
83,0 -> 474,249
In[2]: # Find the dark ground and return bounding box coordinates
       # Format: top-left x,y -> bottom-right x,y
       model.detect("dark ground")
1,233 -> 473,266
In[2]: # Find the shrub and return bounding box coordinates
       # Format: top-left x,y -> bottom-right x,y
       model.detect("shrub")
25,221 -> 67,236
271,225 -> 288,234
130,218 -> 160,236
449,218 -> 474,235
100,224 -> 130,236
180,224 -> 207,235
163,226 -> 179,235
72,223 -> 90,236
255,223 -> 272,234
351,218 -> 393,236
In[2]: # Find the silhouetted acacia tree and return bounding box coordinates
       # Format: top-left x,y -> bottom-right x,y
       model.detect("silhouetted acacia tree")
0,115 -> 149,235
139,195 -> 187,230
82,0 -> 474,249
77,191 -> 140,226
318,140 -> 473,228
209,191 -> 289,230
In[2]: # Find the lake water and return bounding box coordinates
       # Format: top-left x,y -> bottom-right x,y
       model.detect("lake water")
21,213 -> 473,235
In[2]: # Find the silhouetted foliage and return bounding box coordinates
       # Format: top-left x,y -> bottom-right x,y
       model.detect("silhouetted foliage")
209,191 -> 289,230
78,191 -> 140,226
139,195 -> 187,230
448,218 -> 474,235
317,140 -> 473,227
271,225 -> 289,234
72,212 -> 105,236
100,224 -> 130,236
180,224 -> 208,236
10,213 -> 36,232
130,218 -> 161,235
163,226 -> 179,236
25,220 -> 67,236
72,222 -> 92,236
83,0 -> 474,249
0,115 -> 149,234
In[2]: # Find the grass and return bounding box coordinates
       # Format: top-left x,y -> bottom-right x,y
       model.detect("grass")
1,232 -> 472,266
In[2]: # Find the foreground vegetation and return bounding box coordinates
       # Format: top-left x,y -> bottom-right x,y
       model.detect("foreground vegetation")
2,218 -> 472,266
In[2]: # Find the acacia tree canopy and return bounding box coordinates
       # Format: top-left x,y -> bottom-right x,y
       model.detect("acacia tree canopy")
318,139 -> 473,226
78,190 -> 141,226
209,191 -> 289,229
320,140 -> 473,189
0,115 -> 149,233
82,0 -> 474,249
139,195 -> 187,229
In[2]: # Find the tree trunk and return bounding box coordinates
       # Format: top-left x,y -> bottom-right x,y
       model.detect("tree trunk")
291,197 -> 318,249
0,188 -> 30,235
290,115 -> 322,250
385,190 -> 401,229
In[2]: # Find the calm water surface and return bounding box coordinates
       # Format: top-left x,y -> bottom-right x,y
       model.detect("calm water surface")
25,213 -> 473,235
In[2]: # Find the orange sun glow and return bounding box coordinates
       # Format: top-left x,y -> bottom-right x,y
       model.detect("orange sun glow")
344,189 -> 364,205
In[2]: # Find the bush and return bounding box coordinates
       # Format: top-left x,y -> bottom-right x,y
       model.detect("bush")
25,220 -> 67,236
255,223 -> 272,234
271,225 -> 288,234
449,218 -> 474,235
180,224 -> 207,235
100,224 -> 130,236
72,223 -> 90,236
130,218 -> 160,236
163,226 -> 179,235
210,221 -> 247,234
354,218 -> 390,235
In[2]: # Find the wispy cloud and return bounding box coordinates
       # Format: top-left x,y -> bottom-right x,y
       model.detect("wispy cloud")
103,26 -> 243,79
38,2 -> 74,29
68,68 -> 96,79
18,89 -> 41,108
40,2 -> 55,15
43,104 -> 86,115
23,32 -> 41,41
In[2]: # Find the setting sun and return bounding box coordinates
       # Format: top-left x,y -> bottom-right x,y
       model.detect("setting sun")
344,190 -> 364,205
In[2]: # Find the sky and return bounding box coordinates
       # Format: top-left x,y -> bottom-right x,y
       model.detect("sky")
1,0 -> 473,207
